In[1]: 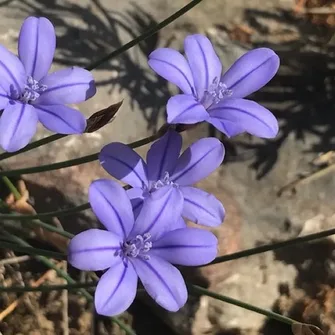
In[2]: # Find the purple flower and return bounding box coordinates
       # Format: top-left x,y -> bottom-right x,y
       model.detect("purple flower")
148,34 -> 279,139
0,16 -> 96,152
68,180 -> 218,316
99,129 -> 225,227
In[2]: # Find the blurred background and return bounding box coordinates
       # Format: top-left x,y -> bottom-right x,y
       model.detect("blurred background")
1,0 -> 335,334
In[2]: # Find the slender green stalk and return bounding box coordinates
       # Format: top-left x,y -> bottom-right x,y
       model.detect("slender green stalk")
189,284 -> 295,325
0,241 -> 66,259
0,282 -> 97,293
208,227 -> 335,266
0,202 -> 90,221
1,178 -> 74,239
85,0 -> 205,71
2,176 -> 21,200
1,230 -> 135,335
0,132 -> 160,176
0,134 -> 65,162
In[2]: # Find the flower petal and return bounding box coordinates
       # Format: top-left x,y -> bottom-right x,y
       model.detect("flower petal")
35,104 -> 86,134
167,94 -> 208,124
18,17 -> 56,81
95,260 -> 138,316
0,44 -> 25,96
173,217 -> 187,230
148,48 -> 195,95
131,255 -> 187,312
151,228 -> 218,265
35,67 -> 96,105
99,142 -> 148,188
221,48 -> 279,99
126,187 -> 144,218
146,130 -> 182,181
207,117 -> 245,137
0,86 -> 10,109
180,186 -> 225,226
0,102 -> 38,152
184,34 -> 222,100
208,98 -> 279,138
171,138 -> 224,186
89,179 -> 134,238
68,229 -> 121,271
131,186 -> 184,240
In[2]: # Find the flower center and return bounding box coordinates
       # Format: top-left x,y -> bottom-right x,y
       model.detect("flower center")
20,76 -> 47,103
115,233 -> 152,260
150,171 -> 178,192
201,77 -> 232,109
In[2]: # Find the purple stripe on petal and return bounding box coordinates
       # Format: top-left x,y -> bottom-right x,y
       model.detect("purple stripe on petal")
68,229 -> 121,271
132,255 -> 187,311
151,228 -> 218,266
208,98 -> 279,139
44,82 -> 89,95
89,180 -> 134,237
171,138 -> 224,186
131,187 -> 183,240
166,94 -> 208,124
0,58 -> 23,95
95,261 -> 138,316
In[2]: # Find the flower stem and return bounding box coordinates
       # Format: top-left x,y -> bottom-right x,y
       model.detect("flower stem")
0,132 -> 160,177
188,284 -> 295,325
0,202 -> 90,221
85,0 -> 205,71
0,134 -> 65,162
0,240 -> 66,259
0,282 -> 97,293
208,227 -> 335,266
1,230 -> 136,335
2,176 -> 21,200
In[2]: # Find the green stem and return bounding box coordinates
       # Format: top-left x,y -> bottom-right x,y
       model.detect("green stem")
208,227 -> 335,266
1,230 -> 135,335
0,241 -> 66,260
85,0 -> 205,71
0,132 -> 160,176
0,202 -> 90,221
189,284 -> 295,326
0,134 -> 65,162
29,219 -> 74,239
0,282 -> 97,293
2,176 -> 21,200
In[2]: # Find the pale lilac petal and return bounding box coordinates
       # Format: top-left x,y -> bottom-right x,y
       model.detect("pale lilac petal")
68,229 -> 121,271
95,261 -> 138,316
99,142 -> 148,188
131,186 -> 184,240
131,255 -> 187,312
0,85 -> 10,109
35,67 -> 96,105
148,48 -> 195,95
221,48 -> 279,99
18,17 -> 56,80
180,186 -> 225,227
167,94 -> 208,124
151,228 -> 218,265
126,187 -> 144,218
171,138 -> 224,186
184,34 -> 222,100
208,98 -> 278,138
0,45 -> 25,96
146,130 -> 182,181
207,117 -> 245,137
35,104 -> 86,134
0,102 -> 38,152
89,179 -> 134,238
173,217 -> 187,230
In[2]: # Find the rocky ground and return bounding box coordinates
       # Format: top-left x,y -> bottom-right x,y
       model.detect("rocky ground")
0,0 -> 335,334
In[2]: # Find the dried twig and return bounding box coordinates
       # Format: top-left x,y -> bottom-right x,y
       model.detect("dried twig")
0,255 -> 30,266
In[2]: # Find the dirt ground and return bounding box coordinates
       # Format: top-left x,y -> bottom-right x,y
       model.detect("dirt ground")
1,0 -> 335,334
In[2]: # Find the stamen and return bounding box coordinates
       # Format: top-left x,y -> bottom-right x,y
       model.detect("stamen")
151,171 -> 178,191
201,77 -> 232,109
116,233 -> 152,261
20,76 -> 47,103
